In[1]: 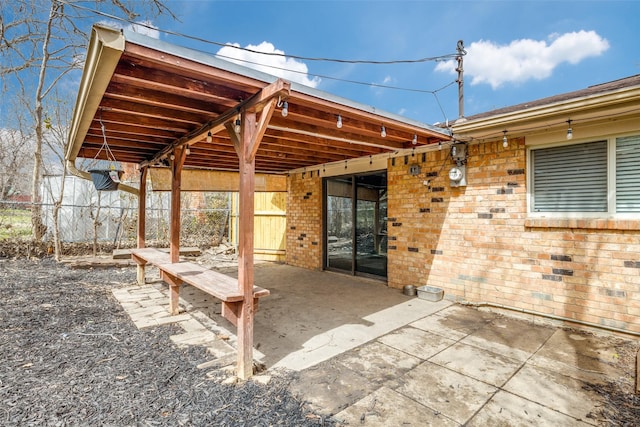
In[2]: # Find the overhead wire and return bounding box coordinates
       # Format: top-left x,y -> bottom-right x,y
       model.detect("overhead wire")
62,0 -> 461,65
60,0 -> 462,125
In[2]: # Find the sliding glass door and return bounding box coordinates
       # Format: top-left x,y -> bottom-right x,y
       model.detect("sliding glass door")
325,172 -> 387,279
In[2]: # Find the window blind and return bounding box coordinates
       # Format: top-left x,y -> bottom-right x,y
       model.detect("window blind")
616,135 -> 640,213
532,141 -> 608,212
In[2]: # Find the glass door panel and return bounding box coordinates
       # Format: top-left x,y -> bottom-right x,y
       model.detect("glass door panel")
325,172 -> 387,278
355,174 -> 387,277
326,178 -> 354,272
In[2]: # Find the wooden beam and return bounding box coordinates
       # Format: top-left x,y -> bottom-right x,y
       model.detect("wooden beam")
148,169 -> 287,192
248,98 -> 277,161
140,79 -> 291,169
170,147 -> 187,263
136,166 -> 148,285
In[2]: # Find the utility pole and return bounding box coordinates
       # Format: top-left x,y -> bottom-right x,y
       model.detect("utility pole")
456,40 -> 466,120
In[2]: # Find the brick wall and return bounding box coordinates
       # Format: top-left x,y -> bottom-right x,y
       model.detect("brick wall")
286,171 -> 322,270
387,138 -> 640,334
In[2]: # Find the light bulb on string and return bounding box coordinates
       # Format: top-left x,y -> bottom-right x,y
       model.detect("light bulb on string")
235,117 -> 241,134
281,101 -> 288,117
566,119 -> 573,140
336,115 -> 343,129
412,134 -> 418,145
206,131 -> 212,143
502,130 -> 508,148
381,125 -> 386,138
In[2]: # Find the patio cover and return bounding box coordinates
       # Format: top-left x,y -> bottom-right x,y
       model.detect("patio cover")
65,24 -> 451,378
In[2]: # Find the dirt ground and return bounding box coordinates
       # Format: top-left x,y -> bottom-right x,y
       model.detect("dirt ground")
0,257 -> 333,426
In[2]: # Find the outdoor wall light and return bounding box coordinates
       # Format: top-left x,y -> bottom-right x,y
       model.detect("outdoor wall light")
566,119 -> 573,140
281,101 -> 288,117
381,125 -> 386,138
206,131 -> 212,143
412,134 -> 418,145
234,117 -> 241,134
336,115 -> 343,129
502,130 -> 508,148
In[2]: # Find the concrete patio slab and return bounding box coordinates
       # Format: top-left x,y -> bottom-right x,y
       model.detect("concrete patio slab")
378,326 -> 457,359
467,390 -> 593,427
467,313 -> 556,354
114,262 -> 638,425
336,386 -> 460,426
333,341 -> 422,385
411,304 -> 498,334
430,342 -> 523,387
397,361 -> 497,424
530,329 -> 623,383
288,359 -> 380,415
503,364 -> 603,424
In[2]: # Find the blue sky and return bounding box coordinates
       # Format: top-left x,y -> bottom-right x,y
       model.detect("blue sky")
134,0 -> 638,125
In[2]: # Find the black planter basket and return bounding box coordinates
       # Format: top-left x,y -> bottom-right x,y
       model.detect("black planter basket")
88,169 -> 123,191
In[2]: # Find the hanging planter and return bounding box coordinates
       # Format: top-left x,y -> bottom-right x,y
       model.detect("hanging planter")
88,169 -> 123,191
87,113 -> 124,191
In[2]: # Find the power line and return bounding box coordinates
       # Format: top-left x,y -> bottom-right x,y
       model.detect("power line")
215,51 -> 457,94
59,0 -> 460,123
61,0 -> 463,65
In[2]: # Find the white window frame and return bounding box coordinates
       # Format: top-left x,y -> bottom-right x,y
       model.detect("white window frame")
527,132 -> 640,219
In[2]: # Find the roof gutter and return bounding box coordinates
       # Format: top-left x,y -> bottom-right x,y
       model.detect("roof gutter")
452,86 -> 640,137
65,25 -> 139,196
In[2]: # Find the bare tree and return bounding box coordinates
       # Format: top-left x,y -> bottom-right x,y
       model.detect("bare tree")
0,127 -> 33,203
0,0 -> 175,241
40,91 -> 72,260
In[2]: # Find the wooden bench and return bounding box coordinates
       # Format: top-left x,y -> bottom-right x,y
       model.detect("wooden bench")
130,248 -> 269,325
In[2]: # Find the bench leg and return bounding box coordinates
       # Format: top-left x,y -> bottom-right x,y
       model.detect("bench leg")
136,264 -> 145,285
161,272 -> 183,315
130,255 -> 147,286
222,301 -> 240,327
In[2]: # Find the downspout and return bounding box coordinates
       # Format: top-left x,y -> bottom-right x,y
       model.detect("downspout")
459,300 -> 640,338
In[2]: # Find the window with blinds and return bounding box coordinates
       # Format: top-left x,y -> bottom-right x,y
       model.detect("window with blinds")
616,135 -> 640,213
532,141 -> 608,212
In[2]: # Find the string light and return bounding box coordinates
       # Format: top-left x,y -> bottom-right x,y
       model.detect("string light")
281,101 -> 288,117
412,134 -> 418,145
380,125 -> 386,138
206,131 -> 212,143
234,117 -> 241,133
502,130 -> 508,148
336,115 -> 343,129
566,119 -> 573,140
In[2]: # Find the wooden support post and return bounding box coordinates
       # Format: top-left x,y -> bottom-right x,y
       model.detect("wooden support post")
225,80 -> 287,380
236,111 -> 257,380
170,147 -> 187,264
136,167 -> 148,285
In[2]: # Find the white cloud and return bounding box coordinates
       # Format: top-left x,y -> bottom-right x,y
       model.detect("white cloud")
216,42 -> 321,88
435,30 -> 609,89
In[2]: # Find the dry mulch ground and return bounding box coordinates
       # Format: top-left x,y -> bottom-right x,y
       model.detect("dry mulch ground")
0,257 -> 332,426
